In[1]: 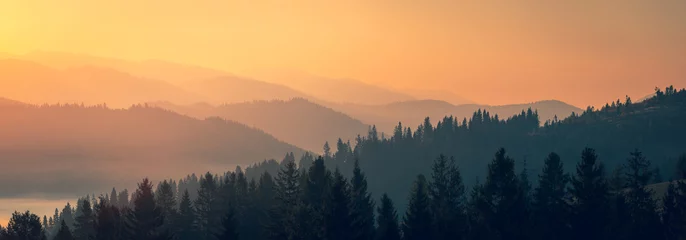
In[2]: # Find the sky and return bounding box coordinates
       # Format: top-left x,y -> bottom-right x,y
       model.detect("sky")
1,0 -> 685,107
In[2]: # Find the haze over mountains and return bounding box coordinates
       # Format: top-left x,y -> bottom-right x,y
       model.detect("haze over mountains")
0,100 -> 305,198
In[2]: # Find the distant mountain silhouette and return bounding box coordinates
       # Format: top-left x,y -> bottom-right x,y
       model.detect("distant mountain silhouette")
246,70 -> 416,105
0,59 -> 205,107
400,88 -> 475,105
0,101 -> 305,198
328,99 -> 582,133
179,76 -> 314,104
22,51 -> 232,84
150,98 -> 370,152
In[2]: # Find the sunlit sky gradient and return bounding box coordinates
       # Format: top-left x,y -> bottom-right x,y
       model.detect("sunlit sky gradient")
1,0 -> 685,107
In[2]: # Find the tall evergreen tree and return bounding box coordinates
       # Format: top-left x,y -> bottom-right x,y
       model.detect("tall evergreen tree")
402,174 -> 432,240
474,148 -> 528,239
350,159 -> 375,240
110,188 -> 119,208
3,211 -> 45,240
118,189 -> 130,210
301,157 -> 331,239
53,220 -> 75,240
175,190 -> 197,240
73,199 -> 95,240
126,178 -> 168,240
429,155 -> 466,240
569,148 -> 610,240
94,198 -> 123,240
195,172 -> 221,240
155,180 -> 177,232
267,160 -> 303,240
325,169 -> 354,240
532,152 -> 570,240
623,149 -> 662,240
375,194 -> 401,240
662,181 -> 686,240
215,206 -> 239,240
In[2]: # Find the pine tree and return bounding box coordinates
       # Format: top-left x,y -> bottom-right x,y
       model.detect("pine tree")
61,203 -> 76,230
73,199 -> 95,240
54,219 -> 75,240
195,172 -> 221,240
110,188 -> 119,208
402,174 -> 432,240
623,149 -> 662,240
215,206 -> 239,240
532,152 -> 570,240
3,211 -> 45,240
569,148 -> 610,240
94,198 -> 123,240
325,169 -> 354,240
268,160 -> 302,240
301,157 -> 331,239
429,155 -> 466,240
662,181 -> 686,240
126,178 -> 168,240
175,190 -> 197,240
350,159 -> 375,240
474,148 -> 528,239
375,194 -> 401,240
155,179 -> 177,232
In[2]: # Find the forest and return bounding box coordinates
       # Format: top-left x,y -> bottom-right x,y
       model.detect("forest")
1,86 -> 686,240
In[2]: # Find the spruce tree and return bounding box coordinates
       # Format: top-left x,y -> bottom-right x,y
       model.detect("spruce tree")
325,169 -> 354,240
301,157 -> 331,239
73,199 -> 95,240
402,174 -> 432,240
350,159 -> 375,240
375,194 -> 401,240
54,219 -> 75,240
155,179 -> 177,233
662,181 -> 686,240
623,149 -> 662,240
110,188 -> 119,207
215,206 -> 239,240
126,178 -> 168,240
267,160 -> 303,240
428,155 -> 466,240
195,172 -> 221,240
175,190 -> 197,240
532,152 -> 570,240
569,148 -> 610,240
474,148 -> 528,239
94,198 -> 123,240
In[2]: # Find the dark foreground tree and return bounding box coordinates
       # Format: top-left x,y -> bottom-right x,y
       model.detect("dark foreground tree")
375,194 -> 401,240
2,211 -> 45,240
214,206 -> 239,240
402,174 -> 432,240
624,149 -> 662,240
54,220 -> 74,240
126,178 -> 169,240
569,148 -> 610,240
429,155 -> 466,240
532,152 -> 570,240
350,159 -> 375,240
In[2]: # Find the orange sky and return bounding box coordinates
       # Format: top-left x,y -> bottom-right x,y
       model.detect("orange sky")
1,0 -> 685,107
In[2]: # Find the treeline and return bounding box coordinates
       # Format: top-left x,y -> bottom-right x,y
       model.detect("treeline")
3,147 -> 686,240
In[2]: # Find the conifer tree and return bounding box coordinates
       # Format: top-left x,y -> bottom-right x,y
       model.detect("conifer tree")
215,205 -> 239,240
532,152 -> 570,240
350,159 -> 375,240
267,160 -> 302,240
94,198 -> 122,240
375,194 -> 401,240
155,179 -> 177,232
402,174 -> 432,240
474,148 -> 528,239
623,149 -> 662,240
429,155 -> 466,240
118,189 -> 130,209
110,188 -> 118,208
54,220 -> 74,240
73,199 -> 95,240
195,172 -> 221,240
126,178 -> 168,240
175,190 -> 197,240
3,211 -> 45,240
662,181 -> 686,240
569,148 -> 610,240
301,157 -> 331,239
325,169 -> 354,240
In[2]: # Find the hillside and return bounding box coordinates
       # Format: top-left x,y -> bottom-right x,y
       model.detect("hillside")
0,102 -> 305,198
179,76 -> 313,105
328,99 -> 582,133
246,70 -> 416,105
0,59 -> 204,108
151,98 -> 370,152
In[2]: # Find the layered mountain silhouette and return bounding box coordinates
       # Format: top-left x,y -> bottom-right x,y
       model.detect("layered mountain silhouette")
329,99 -> 582,133
150,98 -> 370,152
0,59 -> 204,108
0,101 -> 305,198
179,76 -> 312,105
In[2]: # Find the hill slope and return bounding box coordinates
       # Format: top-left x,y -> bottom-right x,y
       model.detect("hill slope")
151,98 -> 370,152
0,59 -> 204,108
329,99 -> 582,133
0,102 -> 305,198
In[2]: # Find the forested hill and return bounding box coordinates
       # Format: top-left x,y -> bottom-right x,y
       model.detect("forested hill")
293,86 -> 686,212
0,102 -> 306,198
